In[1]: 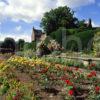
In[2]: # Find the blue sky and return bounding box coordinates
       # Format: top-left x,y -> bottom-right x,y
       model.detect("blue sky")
0,0 -> 100,42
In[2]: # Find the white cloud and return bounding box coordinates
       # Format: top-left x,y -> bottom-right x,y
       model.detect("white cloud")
15,25 -> 22,31
57,0 -> 95,8
0,0 -> 95,23
0,1 -> 6,21
0,33 -> 31,42
92,21 -> 100,27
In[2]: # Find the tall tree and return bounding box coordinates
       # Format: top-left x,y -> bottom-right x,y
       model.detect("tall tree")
77,20 -> 86,29
17,39 -> 25,51
41,6 -> 78,34
1,37 -> 16,53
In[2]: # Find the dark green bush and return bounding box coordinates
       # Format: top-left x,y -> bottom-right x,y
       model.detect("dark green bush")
75,29 -> 95,50
50,27 -> 95,51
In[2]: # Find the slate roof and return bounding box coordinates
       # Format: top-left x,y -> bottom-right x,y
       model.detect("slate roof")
33,27 -> 42,36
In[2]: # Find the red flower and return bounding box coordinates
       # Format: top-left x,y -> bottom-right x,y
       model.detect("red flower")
87,71 -> 96,78
75,67 -> 79,71
63,67 -> 67,71
91,63 -> 96,67
87,74 -> 92,78
40,67 -> 48,73
68,90 -> 74,96
95,86 -> 100,93
65,80 -> 73,86
68,68 -> 73,72
89,63 -> 96,69
61,76 -> 67,80
79,70 -> 82,73
90,71 -> 96,76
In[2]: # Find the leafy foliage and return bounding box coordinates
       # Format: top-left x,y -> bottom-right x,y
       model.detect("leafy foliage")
0,38 -> 16,53
50,28 -> 95,51
17,39 -> 25,51
41,6 -> 78,34
0,56 -> 100,99
93,29 -> 100,57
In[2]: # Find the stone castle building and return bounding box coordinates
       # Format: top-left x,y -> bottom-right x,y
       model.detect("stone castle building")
31,27 -> 46,41
85,18 -> 92,28
31,27 -> 43,41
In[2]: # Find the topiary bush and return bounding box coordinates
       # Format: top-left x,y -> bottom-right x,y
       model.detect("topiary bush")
93,29 -> 100,57
50,27 -> 95,51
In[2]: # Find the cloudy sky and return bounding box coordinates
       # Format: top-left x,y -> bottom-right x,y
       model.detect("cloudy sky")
0,0 -> 100,42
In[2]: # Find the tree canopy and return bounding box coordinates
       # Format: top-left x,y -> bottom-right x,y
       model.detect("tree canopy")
0,37 -> 16,53
41,6 -> 78,34
17,39 -> 25,51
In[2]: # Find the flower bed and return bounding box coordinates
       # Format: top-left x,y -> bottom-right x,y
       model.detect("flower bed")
0,56 -> 100,100
42,56 -> 100,71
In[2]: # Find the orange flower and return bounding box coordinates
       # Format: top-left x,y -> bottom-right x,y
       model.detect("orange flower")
63,67 -> 67,71
55,64 -> 61,69
40,67 -> 48,73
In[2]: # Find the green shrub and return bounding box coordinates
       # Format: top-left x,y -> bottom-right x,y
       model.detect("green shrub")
50,28 -> 95,51
93,30 -> 100,57
75,29 -> 95,50
24,41 -> 36,51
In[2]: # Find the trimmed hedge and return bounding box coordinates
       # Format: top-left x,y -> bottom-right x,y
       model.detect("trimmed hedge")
50,28 -> 95,51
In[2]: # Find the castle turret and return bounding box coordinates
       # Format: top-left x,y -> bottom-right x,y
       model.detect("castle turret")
87,18 -> 92,28
31,27 -> 35,41
31,27 -> 43,41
